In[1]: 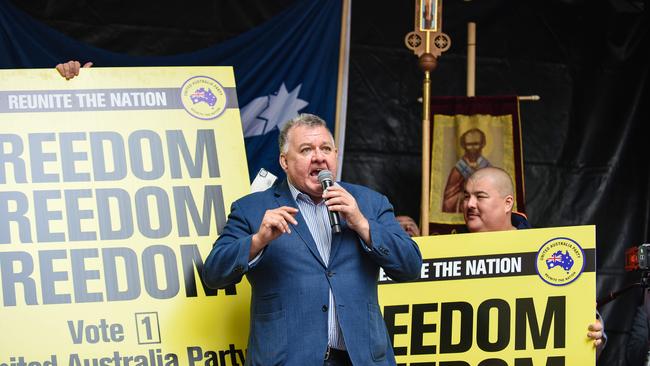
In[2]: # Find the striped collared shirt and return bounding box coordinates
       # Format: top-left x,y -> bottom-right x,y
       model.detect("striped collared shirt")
288,181 -> 346,350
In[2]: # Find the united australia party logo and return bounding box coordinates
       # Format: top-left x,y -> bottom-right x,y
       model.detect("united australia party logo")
180,76 -> 227,120
536,237 -> 585,286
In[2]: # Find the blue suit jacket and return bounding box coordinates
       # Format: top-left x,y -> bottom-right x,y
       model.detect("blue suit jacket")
203,179 -> 422,365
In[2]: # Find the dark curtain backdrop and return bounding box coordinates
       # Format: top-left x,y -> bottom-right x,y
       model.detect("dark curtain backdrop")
5,0 -> 650,364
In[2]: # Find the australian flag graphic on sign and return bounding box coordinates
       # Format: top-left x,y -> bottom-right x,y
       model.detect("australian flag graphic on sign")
190,88 -> 217,107
545,250 -> 575,271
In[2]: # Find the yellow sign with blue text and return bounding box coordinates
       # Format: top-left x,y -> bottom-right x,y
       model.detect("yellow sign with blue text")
0,67 -> 252,365
379,225 -> 596,366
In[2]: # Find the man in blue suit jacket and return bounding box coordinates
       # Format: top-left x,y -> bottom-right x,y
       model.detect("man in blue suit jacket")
203,114 -> 422,365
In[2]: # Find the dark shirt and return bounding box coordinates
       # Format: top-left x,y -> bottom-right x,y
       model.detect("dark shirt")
511,211 -> 531,229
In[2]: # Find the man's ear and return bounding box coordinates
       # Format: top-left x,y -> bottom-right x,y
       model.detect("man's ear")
279,154 -> 288,171
504,195 -> 514,212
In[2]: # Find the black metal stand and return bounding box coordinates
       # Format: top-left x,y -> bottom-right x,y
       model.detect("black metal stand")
597,271 -> 650,308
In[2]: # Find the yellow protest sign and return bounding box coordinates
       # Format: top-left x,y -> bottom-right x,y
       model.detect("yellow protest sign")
379,226 -> 596,366
0,67 -> 252,365
0,67 -> 597,365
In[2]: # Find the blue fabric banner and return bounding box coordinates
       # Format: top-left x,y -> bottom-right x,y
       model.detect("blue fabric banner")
0,0 -> 343,180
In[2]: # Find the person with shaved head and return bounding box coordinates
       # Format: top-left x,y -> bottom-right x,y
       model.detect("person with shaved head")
461,166 -> 606,359
461,166 -> 529,232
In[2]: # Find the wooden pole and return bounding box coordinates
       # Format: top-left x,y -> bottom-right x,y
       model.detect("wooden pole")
418,53 -> 437,236
421,70 -> 431,235
467,22 -> 476,97
333,0 -> 351,180
407,1 -> 448,236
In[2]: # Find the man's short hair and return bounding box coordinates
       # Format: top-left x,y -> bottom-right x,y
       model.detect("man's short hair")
467,166 -> 514,198
278,113 -> 330,153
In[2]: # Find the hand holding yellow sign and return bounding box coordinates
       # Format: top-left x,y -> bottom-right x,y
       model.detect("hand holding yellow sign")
379,226 -> 596,365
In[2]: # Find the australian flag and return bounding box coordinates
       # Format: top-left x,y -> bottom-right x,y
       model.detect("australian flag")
0,0 -> 347,182
190,88 -> 217,107
230,0 -> 345,180
545,250 -> 575,271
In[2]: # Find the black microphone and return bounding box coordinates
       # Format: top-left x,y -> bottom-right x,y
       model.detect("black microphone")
318,170 -> 342,234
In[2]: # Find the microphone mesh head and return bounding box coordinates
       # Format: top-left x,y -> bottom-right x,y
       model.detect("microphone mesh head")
317,169 -> 333,183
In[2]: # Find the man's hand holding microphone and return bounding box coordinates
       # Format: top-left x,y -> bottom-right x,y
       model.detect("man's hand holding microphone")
319,170 -> 371,244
